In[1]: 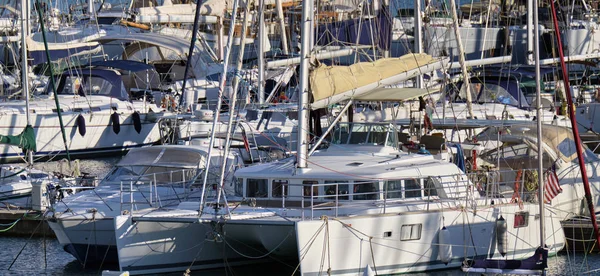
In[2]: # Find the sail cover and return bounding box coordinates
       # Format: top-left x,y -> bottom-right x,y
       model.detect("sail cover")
309,53 -> 444,109
0,125 -> 36,153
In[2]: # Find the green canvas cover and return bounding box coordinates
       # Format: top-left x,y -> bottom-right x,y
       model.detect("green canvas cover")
0,125 -> 37,153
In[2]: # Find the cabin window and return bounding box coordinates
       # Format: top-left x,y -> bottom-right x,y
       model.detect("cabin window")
145,167 -> 194,184
303,180 -> 319,197
247,179 -> 268,197
400,224 -> 422,241
424,178 -> 438,197
385,180 -> 403,199
404,179 -> 422,198
272,180 -> 288,198
234,178 -> 243,196
353,181 -> 379,200
514,212 -> 529,228
324,180 -> 349,200
477,83 -> 519,106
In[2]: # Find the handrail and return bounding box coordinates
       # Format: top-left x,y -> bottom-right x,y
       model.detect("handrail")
117,168 -> 202,212
292,168 -> 543,220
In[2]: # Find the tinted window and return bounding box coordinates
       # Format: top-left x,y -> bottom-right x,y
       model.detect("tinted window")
247,179 -> 268,197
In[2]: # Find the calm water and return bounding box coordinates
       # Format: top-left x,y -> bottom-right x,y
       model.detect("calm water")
0,158 -> 598,275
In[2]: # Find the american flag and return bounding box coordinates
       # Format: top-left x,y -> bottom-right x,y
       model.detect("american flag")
544,165 -> 562,204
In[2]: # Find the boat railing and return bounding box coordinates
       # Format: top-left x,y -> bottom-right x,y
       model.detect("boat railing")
296,168 -> 542,220
117,168 -> 200,213
463,168 -> 541,205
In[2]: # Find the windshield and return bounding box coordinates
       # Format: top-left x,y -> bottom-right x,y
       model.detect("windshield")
106,165 -> 197,184
479,141 -> 554,170
332,122 -> 398,147
458,82 -> 519,106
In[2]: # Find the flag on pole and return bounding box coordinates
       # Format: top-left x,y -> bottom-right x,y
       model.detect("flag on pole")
544,165 -> 562,204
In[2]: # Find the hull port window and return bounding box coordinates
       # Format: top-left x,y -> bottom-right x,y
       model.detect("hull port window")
400,224 -> 422,241
514,212 -> 529,228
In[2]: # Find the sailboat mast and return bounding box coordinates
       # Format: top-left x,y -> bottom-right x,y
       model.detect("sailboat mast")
215,0 -> 241,209
34,0 -> 71,162
275,0 -> 289,55
198,0 -> 239,215
448,0 -> 473,119
177,0 -> 206,109
20,0 -> 32,165
526,0 -> 534,65
413,0 -> 423,88
297,0 -> 313,169
549,0 -> 600,251
532,0 -> 545,250
258,0 -> 266,104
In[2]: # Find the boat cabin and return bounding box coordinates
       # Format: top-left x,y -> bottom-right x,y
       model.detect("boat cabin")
232,144 -> 472,208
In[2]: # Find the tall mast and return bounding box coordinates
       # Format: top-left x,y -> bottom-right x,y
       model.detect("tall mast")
533,0 -> 545,250
297,0 -> 313,169
413,0 -> 423,88
275,0 -> 289,55
257,0 -> 266,104
20,0 -> 32,165
34,0 -> 71,162
177,0 -> 206,109
526,0 -> 534,65
549,0 -> 600,251
215,0 -> 241,209
382,0 -> 390,58
199,2 -> 239,215
448,0 -> 473,119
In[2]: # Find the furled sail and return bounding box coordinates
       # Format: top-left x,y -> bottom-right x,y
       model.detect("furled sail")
309,53 -> 446,109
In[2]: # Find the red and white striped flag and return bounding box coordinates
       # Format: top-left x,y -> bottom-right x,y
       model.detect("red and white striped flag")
544,165 -> 562,204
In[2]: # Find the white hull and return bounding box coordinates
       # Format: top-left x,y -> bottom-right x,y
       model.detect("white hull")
113,214 -> 263,274
47,145 -> 244,266
47,185 -> 192,265
48,217 -> 119,264
0,112 -> 162,162
112,200 -> 564,275
293,204 -> 563,275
